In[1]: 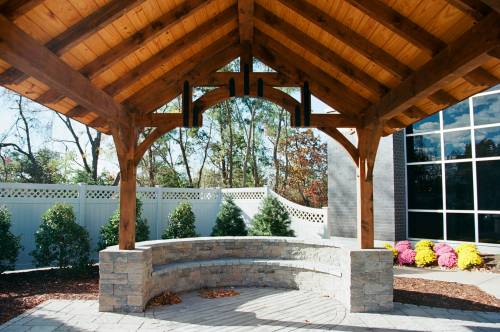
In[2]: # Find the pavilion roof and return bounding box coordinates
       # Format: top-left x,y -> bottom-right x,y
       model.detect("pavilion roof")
0,0 -> 499,135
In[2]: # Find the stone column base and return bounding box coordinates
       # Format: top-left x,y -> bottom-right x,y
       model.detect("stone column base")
338,248 -> 394,312
99,247 -> 152,312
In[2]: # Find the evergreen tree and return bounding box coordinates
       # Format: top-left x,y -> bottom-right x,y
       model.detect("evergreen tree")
0,206 -> 22,272
211,198 -> 247,236
162,201 -> 197,239
98,198 -> 150,250
249,196 -> 294,236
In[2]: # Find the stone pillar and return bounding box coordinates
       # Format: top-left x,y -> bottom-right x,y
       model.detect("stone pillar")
339,248 -> 393,312
99,246 -> 152,312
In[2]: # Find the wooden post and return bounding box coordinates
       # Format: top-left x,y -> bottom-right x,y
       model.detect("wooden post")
112,125 -> 139,250
356,123 -> 383,249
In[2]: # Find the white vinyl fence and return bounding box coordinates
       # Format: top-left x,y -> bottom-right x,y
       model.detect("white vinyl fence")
0,183 -> 328,269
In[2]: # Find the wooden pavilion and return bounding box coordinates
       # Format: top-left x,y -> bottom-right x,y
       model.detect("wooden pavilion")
0,0 -> 499,250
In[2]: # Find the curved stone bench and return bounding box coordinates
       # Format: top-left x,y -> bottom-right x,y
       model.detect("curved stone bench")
99,237 -> 393,314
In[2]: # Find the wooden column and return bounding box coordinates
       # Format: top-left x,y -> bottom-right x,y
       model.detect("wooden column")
112,125 -> 139,250
356,123 -> 383,249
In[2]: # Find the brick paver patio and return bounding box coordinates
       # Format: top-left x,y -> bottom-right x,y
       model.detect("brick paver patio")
1,287 -> 499,331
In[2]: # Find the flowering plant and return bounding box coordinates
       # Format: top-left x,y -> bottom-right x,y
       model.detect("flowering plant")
455,243 -> 478,255
383,243 -> 398,259
457,250 -> 483,270
415,240 -> 434,251
438,252 -> 457,268
397,249 -> 416,265
415,248 -> 436,267
434,243 -> 454,256
395,240 -> 412,253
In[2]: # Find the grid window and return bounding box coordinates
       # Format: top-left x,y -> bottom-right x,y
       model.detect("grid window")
408,212 -> 443,239
473,93 -> 500,125
445,162 -> 473,210
446,213 -> 475,242
406,134 -> 441,162
443,130 -> 472,160
443,99 -> 470,129
405,86 -> 500,246
475,126 -> 500,158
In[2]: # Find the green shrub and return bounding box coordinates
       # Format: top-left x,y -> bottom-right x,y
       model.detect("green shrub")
31,203 -> 91,271
249,196 -> 294,237
162,201 -> 197,239
211,198 -> 247,236
0,206 -> 22,273
98,198 -> 150,250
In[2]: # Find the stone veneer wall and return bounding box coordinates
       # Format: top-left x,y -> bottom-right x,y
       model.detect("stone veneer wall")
99,237 -> 393,313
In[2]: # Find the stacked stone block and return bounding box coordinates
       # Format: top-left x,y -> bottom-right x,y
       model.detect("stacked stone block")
98,237 -> 393,313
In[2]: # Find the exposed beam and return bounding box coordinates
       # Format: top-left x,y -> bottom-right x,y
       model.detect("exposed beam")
103,6 -> 236,97
344,0 -> 445,55
197,72 -> 301,87
463,67 -> 500,86
0,15 -> 129,128
0,0 -> 43,20
254,5 -> 387,96
403,106 -> 429,120
238,0 -> 254,43
428,89 -> 459,106
480,0 -> 500,13
365,11 -> 500,122
125,34 -> 240,114
318,127 -> 359,166
310,114 -> 358,128
254,29 -> 370,116
0,0 -> 146,85
277,0 -> 411,79
445,0 -> 490,20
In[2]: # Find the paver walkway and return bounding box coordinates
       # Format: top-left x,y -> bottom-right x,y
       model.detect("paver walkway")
1,287 -> 499,331
394,266 -> 500,299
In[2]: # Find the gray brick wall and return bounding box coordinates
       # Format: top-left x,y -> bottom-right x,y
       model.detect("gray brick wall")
327,129 -> 407,241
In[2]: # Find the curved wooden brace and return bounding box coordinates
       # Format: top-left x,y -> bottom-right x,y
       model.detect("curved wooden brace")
318,126 -> 359,167
134,122 -> 180,165
193,84 -> 299,115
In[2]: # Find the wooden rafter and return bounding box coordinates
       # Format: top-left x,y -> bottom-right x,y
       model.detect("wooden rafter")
254,5 -> 387,97
366,11 -> 500,123
0,0 -> 146,85
277,0 -> 411,79
197,72 -> 301,87
35,0 -> 210,105
0,0 -> 44,20
238,0 -> 254,43
103,6 -> 236,97
344,0 -> 445,55
428,90 -> 459,106
463,67 -> 499,86
445,0 -> 490,20
0,15 -> 129,128
254,29 -> 370,116
480,0 -> 500,13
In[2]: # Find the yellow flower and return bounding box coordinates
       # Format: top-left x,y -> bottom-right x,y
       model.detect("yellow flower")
415,248 -> 436,267
415,240 -> 434,251
383,243 -> 398,258
455,243 -> 478,255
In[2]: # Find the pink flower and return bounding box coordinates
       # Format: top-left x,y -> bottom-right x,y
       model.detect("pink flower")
397,249 -> 416,265
395,240 -> 412,253
438,252 -> 457,268
435,244 -> 454,257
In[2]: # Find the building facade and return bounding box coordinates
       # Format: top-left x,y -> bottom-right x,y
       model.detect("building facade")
328,85 -> 500,251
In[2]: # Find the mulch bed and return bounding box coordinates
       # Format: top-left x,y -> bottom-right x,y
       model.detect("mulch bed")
394,277 -> 500,312
0,266 -> 99,324
1,268 -> 499,324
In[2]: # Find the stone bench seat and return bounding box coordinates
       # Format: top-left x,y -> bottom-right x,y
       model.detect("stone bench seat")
153,258 -> 343,277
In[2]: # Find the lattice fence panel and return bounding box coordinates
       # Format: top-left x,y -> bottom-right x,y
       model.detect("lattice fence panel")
222,191 -> 265,200
86,189 -> 119,199
0,187 -> 79,199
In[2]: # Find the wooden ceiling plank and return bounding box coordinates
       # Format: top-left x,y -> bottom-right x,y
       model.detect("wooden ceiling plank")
463,67 -> 499,86
0,15 -> 129,127
0,0 -> 44,20
367,12 -> 500,122
79,0 -> 209,79
0,0 -> 146,85
254,5 -> 387,97
254,29 -> 371,114
344,0 -> 446,55
277,0 -> 411,80
104,6 -> 236,97
238,0 -> 254,43
125,34 -> 241,114
445,0 -> 490,20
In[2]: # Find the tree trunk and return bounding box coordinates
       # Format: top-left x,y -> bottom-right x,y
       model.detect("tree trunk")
273,108 -> 284,190
177,129 -> 193,187
225,102 -> 234,188
197,122 -> 213,188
